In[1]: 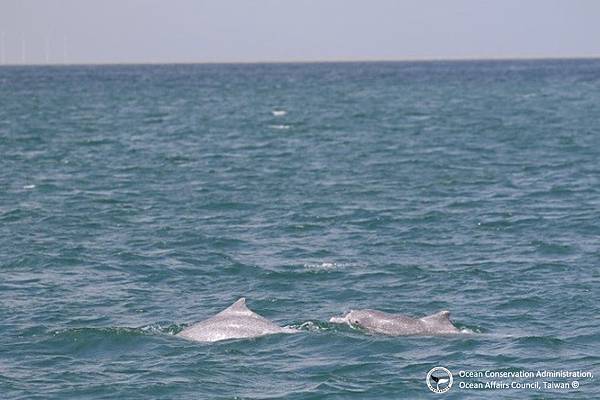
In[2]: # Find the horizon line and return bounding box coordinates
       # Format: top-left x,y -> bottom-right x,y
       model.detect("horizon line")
1,54 -> 600,67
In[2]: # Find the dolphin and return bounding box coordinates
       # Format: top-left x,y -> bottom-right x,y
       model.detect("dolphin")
329,309 -> 460,336
430,374 -> 451,391
177,298 -> 298,342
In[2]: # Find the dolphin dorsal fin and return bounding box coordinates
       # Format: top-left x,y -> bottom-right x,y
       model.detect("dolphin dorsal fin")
221,297 -> 252,315
420,310 -> 451,325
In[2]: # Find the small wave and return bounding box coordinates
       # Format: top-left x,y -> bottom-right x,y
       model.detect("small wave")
52,323 -> 183,338
76,138 -> 114,147
139,323 -> 183,336
271,110 -> 287,116
269,124 -> 290,130
52,326 -> 142,339
23,184 -> 36,189
287,320 -> 368,335
143,117 -> 164,125
530,240 -> 574,255
454,323 -> 485,334
514,335 -> 566,346
302,262 -> 364,272
288,321 -> 333,332
302,262 -> 345,272
407,114 -> 431,121
458,327 -> 478,335
303,262 -> 338,270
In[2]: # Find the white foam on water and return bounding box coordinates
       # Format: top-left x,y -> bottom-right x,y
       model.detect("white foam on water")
23,184 -> 36,189
520,93 -> 537,99
269,124 -> 290,130
294,321 -> 329,332
302,262 -> 364,272
304,262 -> 339,270
408,115 -> 431,121
272,110 -> 287,116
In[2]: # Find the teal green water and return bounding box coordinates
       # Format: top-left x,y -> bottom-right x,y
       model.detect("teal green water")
1,60 -> 599,399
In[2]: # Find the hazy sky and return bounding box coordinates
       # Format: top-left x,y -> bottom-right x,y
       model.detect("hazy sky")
1,0 -> 599,64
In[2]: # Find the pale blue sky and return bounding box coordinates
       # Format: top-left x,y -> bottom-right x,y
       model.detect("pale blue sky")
1,0 -> 599,64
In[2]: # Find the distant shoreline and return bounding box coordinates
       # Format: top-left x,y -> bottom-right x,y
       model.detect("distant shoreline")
1,55 -> 599,68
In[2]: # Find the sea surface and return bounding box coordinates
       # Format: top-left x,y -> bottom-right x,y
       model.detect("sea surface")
1,60 -> 599,399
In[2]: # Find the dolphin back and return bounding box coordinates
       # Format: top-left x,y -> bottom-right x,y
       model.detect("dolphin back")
178,298 -> 297,342
419,310 -> 459,333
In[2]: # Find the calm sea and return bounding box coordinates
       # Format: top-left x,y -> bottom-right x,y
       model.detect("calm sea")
1,60 -> 599,399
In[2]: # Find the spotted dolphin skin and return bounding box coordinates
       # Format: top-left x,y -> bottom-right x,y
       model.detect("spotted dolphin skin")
329,309 -> 461,336
178,298 -> 298,343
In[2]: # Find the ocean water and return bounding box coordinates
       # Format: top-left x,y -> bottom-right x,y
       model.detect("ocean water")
1,60 -> 599,399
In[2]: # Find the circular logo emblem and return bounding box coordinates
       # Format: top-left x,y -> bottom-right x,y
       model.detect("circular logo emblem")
426,367 -> 453,393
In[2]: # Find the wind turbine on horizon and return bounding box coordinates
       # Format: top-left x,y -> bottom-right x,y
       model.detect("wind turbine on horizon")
63,35 -> 68,64
1,32 -> 5,65
45,36 -> 50,64
21,35 -> 26,64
